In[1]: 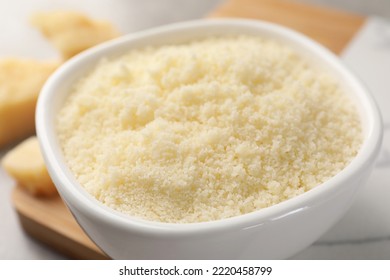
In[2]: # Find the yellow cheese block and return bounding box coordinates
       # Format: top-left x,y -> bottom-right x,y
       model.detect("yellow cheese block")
31,11 -> 120,60
1,136 -> 57,196
0,58 -> 58,148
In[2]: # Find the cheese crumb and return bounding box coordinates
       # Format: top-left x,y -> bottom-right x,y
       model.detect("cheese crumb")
57,35 -> 362,223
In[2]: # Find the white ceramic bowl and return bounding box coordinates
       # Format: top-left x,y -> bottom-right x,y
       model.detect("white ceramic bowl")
36,19 -> 383,259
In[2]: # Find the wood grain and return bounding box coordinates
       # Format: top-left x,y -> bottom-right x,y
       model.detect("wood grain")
13,186 -> 108,259
12,0 -> 366,259
210,0 -> 364,54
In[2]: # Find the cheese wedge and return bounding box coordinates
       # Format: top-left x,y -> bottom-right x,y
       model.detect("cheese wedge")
0,58 -> 58,148
31,11 -> 120,60
1,136 -> 57,196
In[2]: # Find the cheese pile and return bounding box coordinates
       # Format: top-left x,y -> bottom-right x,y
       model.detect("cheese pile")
57,35 -> 362,223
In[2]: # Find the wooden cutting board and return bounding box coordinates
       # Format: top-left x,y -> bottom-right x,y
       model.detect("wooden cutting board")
12,0 -> 365,259
210,0 -> 364,54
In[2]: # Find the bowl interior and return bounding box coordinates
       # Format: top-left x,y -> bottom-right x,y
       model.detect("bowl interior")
36,19 -> 382,233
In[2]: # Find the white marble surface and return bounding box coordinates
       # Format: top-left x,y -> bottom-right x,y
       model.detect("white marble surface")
0,0 -> 389,260
299,0 -> 390,18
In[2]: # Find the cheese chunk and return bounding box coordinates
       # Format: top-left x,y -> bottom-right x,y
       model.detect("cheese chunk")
31,11 -> 120,60
0,58 -> 58,148
1,137 -> 56,196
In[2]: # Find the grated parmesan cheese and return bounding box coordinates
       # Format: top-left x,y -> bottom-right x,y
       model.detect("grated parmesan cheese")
57,35 -> 362,223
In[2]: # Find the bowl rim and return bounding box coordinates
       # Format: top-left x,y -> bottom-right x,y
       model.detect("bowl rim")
36,18 -> 383,236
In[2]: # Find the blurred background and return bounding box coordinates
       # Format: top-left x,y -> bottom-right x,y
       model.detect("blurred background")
300,0 -> 390,17
0,0 -> 389,260
0,0 -> 389,59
